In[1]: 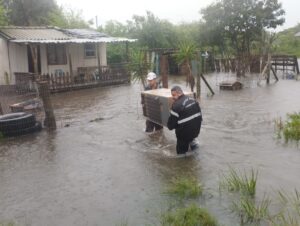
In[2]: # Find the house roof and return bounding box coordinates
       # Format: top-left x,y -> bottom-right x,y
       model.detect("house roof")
0,26 -> 71,41
295,32 -> 300,37
0,26 -> 136,43
64,29 -> 109,38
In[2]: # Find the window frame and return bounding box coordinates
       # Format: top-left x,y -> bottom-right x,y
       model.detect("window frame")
47,44 -> 67,65
84,43 -> 96,58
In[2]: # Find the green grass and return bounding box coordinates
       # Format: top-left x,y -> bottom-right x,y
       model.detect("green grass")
0,222 -> 15,226
166,177 -> 203,199
271,213 -> 300,226
275,113 -> 300,143
282,113 -> 300,143
274,189 -> 300,225
160,204 -> 218,226
231,196 -> 271,224
278,189 -> 300,209
220,167 -> 257,198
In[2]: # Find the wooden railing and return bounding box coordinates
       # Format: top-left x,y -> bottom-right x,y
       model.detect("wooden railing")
19,64 -> 131,93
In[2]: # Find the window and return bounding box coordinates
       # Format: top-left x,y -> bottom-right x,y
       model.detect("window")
84,43 -> 96,58
47,44 -> 67,65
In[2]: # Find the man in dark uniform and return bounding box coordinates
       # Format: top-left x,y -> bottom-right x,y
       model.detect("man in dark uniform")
167,86 -> 202,155
144,72 -> 163,133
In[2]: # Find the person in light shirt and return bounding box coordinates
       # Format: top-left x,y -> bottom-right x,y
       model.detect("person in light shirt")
143,72 -> 163,133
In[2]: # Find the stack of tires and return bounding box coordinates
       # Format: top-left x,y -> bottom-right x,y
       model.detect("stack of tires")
0,112 -> 42,137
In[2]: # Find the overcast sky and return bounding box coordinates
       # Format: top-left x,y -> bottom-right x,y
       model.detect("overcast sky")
56,0 -> 300,31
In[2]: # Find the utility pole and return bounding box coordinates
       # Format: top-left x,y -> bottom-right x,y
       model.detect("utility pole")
95,16 -> 98,29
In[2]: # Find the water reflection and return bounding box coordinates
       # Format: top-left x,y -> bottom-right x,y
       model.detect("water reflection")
0,73 -> 300,225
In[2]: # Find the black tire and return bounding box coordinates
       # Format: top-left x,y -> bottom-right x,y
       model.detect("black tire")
0,112 -> 36,132
1,121 -> 42,137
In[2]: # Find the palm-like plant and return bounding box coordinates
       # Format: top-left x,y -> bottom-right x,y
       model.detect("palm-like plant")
175,42 -> 197,92
128,49 -> 150,88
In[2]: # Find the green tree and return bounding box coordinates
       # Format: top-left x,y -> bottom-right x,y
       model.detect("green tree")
201,0 -> 285,76
174,22 -> 200,45
101,20 -> 128,36
274,23 -> 300,56
3,0 -> 58,26
0,0 -> 8,25
48,6 -> 91,28
98,20 -> 134,64
127,11 -> 177,49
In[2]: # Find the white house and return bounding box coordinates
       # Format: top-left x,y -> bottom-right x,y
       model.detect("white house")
0,26 -> 136,85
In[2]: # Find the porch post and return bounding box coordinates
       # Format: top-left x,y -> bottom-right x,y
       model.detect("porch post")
125,42 -> 129,62
68,45 -> 73,78
29,44 -> 39,74
96,43 -> 101,75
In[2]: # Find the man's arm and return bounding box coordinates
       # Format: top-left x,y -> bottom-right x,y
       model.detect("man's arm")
167,108 -> 179,130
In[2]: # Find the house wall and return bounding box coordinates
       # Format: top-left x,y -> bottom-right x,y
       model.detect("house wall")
0,38 -> 10,85
9,43 -> 28,83
1,42 -> 28,85
39,43 -> 107,75
39,44 -> 70,75
0,42 -> 108,85
68,43 -> 107,75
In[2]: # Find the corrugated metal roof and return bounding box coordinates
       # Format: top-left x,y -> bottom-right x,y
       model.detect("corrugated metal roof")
0,26 -> 70,41
0,26 -> 137,43
11,37 -> 137,43
64,29 -> 109,38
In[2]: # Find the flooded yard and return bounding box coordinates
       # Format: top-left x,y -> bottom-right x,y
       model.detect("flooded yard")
0,73 -> 300,225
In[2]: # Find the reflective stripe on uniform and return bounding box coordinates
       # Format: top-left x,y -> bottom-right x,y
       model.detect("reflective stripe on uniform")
185,102 -> 196,109
178,112 -> 201,124
170,110 -> 179,117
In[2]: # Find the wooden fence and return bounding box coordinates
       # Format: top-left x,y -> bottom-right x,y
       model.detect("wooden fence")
16,64 -> 130,93
271,55 -> 299,74
213,55 -> 299,75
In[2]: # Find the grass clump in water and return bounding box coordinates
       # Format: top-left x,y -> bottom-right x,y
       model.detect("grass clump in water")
160,204 -> 218,226
275,113 -> 300,143
219,167 -> 257,197
278,189 -> 300,215
166,176 -> 203,199
115,220 -> 129,226
271,190 -> 300,225
231,196 -> 271,225
283,113 -> 300,143
0,223 -> 15,226
271,213 -> 300,226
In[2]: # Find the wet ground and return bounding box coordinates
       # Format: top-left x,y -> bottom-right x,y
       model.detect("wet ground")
0,73 -> 300,225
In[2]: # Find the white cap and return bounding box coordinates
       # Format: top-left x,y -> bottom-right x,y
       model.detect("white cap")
147,72 -> 157,81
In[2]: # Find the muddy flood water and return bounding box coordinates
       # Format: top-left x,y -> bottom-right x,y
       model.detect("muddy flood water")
0,73 -> 300,226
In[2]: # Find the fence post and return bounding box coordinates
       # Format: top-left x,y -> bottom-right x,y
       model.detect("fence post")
160,54 -> 168,88
0,102 -> 3,115
37,81 -> 56,130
